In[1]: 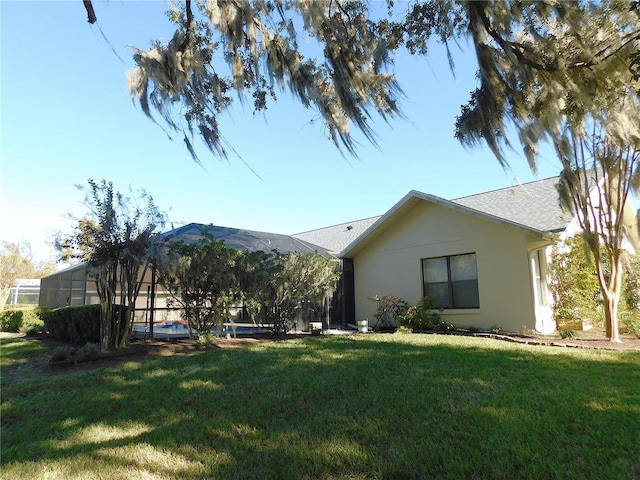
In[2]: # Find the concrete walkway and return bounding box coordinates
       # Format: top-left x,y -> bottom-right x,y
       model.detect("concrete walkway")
0,332 -> 26,339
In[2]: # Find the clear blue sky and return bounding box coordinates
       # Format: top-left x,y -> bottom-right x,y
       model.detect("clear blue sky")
1,1 -> 561,265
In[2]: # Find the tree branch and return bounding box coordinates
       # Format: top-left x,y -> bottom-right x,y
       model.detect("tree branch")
83,0 -> 97,24
468,2 -> 553,72
571,29 -> 640,69
179,0 -> 194,52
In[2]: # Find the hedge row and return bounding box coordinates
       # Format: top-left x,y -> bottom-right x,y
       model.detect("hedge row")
41,305 -> 101,345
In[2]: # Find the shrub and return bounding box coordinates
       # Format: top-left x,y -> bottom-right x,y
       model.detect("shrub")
397,296 -> 455,332
548,237 -> 602,329
0,308 -> 42,333
76,342 -> 100,361
0,309 -> 23,332
369,294 -> 409,330
620,311 -> 640,338
398,298 -> 437,331
21,317 -> 46,335
490,325 -> 506,335
560,330 -> 576,339
50,345 -> 76,362
624,255 -> 640,311
395,325 -> 413,335
627,319 -> 640,339
41,305 -> 101,345
50,342 -> 100,363
198,332 -> 216,345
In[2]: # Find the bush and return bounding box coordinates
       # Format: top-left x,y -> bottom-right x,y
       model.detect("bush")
560,330 -> 576,339
398,296 -> 439,331
0,308 -> 43,333
50,342 -> 100,363
21,317 -> 46,335
50,345 -> 76,362
369,294 -> 409,330
397,296 -> 455,332
627,319 -> 640,339
548,237 -> 602,328
395,326 -> 413,335
76,342 -> 100,361
620,311 -> 640,338
0,309 -> 23,332
41,305 -> 101,345
198,332 -> 216,345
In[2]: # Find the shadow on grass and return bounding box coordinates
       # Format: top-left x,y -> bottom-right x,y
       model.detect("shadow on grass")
2,335 -> 639,479
0,338 -> 47,370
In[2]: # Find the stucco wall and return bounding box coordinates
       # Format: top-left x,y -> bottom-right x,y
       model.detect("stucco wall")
351,201 -> 537,332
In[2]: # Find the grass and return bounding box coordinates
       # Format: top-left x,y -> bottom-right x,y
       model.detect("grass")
1,334 -> 639,479
0,337 -> 47,377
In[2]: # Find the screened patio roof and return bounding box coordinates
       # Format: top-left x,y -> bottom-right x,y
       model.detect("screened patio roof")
162,223 -> 331,256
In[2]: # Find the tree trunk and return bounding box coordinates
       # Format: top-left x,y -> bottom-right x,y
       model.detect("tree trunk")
599,256 -> 623,343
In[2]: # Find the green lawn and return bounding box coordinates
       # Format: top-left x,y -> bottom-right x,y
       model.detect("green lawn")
1,334 -> 639,479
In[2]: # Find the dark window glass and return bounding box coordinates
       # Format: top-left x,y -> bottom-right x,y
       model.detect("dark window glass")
422,253 -> 479,309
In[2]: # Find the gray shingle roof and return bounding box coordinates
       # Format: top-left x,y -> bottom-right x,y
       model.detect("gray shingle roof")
451,176 -> 573,233
296,176 -> 573,257
164,223 -> 330,256
292,216 -> 381,254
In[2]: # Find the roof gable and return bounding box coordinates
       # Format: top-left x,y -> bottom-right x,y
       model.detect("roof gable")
340,177 -> 572,257
294,177 -> 573,256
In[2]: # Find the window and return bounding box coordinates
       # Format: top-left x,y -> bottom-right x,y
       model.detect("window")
422,253 -> 479,308
530,250 -> 545,307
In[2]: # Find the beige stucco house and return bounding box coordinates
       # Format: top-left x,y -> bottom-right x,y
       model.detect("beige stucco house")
40,176 -> 638,335
336,177 -> 577,334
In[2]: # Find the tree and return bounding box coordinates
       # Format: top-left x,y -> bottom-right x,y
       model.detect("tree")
548,236 -> 602,330
124,0 -> 403,161
0,242 -> 55,309
557,108 -> 640,342
58,180 -> 167,350
452,1 -> 639,168
80,1 -> 640,165
242,251 -> 340,334
158,233 -> 241,335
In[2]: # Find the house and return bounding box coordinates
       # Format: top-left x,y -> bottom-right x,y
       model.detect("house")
40,176 -> 638,335
324,176 -> 638,334
295,177 -> 575,333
